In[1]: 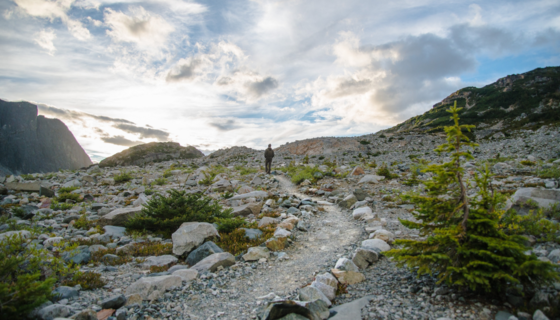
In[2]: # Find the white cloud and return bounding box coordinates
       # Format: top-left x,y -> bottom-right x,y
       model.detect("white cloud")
104,6 -> 174,50
34,29 -> 56,55
13,0 -> 91,40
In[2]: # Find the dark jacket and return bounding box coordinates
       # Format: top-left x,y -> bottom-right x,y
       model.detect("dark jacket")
264,148 -> 274,160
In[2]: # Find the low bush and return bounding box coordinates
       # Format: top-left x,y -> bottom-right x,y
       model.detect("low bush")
537,166 -> 560,179
114,171 -> 132,183
500,205 -> 560,243
50,200 -> 74,211
234,165 -> 257,176
520,160 -> 536,166
55,192 -> 81,203
61,271 -> 106,290
153,178 -> 167,186
376,163 -> 398,179
198,165 -> 227,186
214,217 -> 247,234
214,226 -> 275,255
125,241 -> 173,257
125,189 -> 234,238
58,186 -> 78,193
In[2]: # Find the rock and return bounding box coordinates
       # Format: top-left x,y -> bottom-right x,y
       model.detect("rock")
124,294 -> 143,306
530,291 -> 550,308
40,186 -> 54,197
242,228 -> 263,239
36,304 -> 71,320
299,286 -> 331,306
115,308 -> 127,320
533,310 -> 550,320
362,239 -> 390,252
243,246 -> 270,261
315,272 -> 338,289
266,237 -> 287,251
88,244 -> 108,253
190,252 -> 235,273
259,217 -> 279,228
100,295 -> 126,309
329,295 -> 375,320
103,225 -> 126,238
100,178 -> 115,185
142,255 -> 178,269
506,188 -> 560,212
91,203 -> 109,212
172,269 -> 198,281
311,280 -> 336,301
62,246 -> 91,265
52,286 -> 79,300
260,299 -> 329,320
0,230 -> 31,241
62,179 -> 82,188
99,142 -> 203,167
232,202 -> 262,216
274,228 -> 291,238
43,236 -> 63,247
125,275 -> 182,300
339,195 -> 357,209
98,206 -> 142,227
351,167 -> 364,175
331,269 -> 365,285
228,191 -> 268,200
352,206 -> 371,220
495,311 -> 515,320
186,241 -> 223,266
172,222 -> 219,256
71,309 -> 97,320
212,179 -> 232,192
352,248 -> 378,269
370,229 -> 395,243
548,249 -> 560,264
334,258 -> 359,272
101,254 -> 120,264
358,175 -> 385,184
5,181 -> 42,192
237,185 -> 253,194
353,188 -> 368,201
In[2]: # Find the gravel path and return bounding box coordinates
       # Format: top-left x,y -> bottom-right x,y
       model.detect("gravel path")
180,174 -> 364,319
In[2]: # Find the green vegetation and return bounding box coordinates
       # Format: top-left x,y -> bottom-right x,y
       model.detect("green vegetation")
520,160 -> 536,166
234,165 -> 257,176
537,165 -> 560,179
125,189 -> 235,237
50,200 -> 74,211
55,192 -> 81,203
386,102 -> 559,294
198,165 -> 227,186
62,271 -> 106,290
500,201 -> 560,243
214,226 -> 275,255
19,174 -> 35,180
359,140 -> 370,145
376,163 -> 398,179
152,177 -> 167,186
58,186 -> 79,193
278,164 -> 324,185
114,171 -> 133,183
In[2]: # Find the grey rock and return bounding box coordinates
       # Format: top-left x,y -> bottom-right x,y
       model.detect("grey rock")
70,309 -> 97,320
36,303 -> 71,320
62,246 -> 90,265
172,222 -> 219,256
0,230 -> 31,241
259,217 -> 279,228
361,239 -> 390,252
101,254 -> 120,264
142,255 -> 178,269
125,275 -> 182,300
242,228 -> 263,240
338,195 -> 357,209
98,206 -> 142,227
115,308 -> 127,320
52,286 -> 79,300
530,291 -> 550,308
533,310 -> 550,320
232,202 -> 262,216
315,272 -> 338,289
100,294 -> 126,309
334,257 -> 359,272
506,188 -> 560,212
243,246 -> 270,261
310,280 -> 336,301
352,248 -> 378,269
172,269 -> 198,281
190,252 -> 235,273
299,286 -> 331,307
103,225 -> 126,238
88,244 -> 107,253
329,295 -> 375,320
495,311 -> 514,320
548,249 -> 560,263
260,299 -> 329,320
228,191 -> 268,200
168,265 -> 189,273
353,188 -> 368,201
186,241 -> 223,266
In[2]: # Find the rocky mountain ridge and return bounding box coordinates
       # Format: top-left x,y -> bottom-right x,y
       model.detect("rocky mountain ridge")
99,142 -> 204,168
0,100 -> 92,176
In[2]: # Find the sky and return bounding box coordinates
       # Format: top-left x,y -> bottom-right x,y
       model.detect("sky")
1,0 -> 559,161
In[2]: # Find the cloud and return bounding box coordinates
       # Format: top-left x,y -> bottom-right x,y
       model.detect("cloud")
245,77 -> 279,99
113,123 -> 169,141
13,0 -> 91,40
37,104 -> 135,124
101,135 -> 142,147
34,29 -> 56,55
208,119 -> 241,131
166,57 -> 207,82
104,6 -> 174,50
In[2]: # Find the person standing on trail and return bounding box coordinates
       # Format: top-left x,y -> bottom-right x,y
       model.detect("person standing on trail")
264,144 -> 274,174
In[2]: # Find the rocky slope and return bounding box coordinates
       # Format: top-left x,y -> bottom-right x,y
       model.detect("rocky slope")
0,100 -> 93,175
99,142 -> 204,168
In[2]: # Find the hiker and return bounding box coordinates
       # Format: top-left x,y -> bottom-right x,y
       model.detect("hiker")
264,144 -> 274,174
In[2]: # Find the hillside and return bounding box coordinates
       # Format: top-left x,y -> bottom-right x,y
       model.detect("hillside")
99,142 -> 204,167
387,66 -> 560,139
0,100 -> 92,175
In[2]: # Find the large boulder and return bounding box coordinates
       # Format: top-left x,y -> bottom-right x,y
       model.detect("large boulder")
331,269 -> 365,285
186,241 -> 223,266
172,269 -> 198,281
232,202 -> 262,216
352,206 -> 372,220
228,191 -> 268,201
98,206 -> 143,227
358,175 -> 385,184
0,230 -> 31,241
352,248 -> 378,269
369,229 -> 395,243
126,275 -> 181,300
506,188 -> 560,213
362,239 -> 390,252
172,222 -> 219,256
260,300 -> 329,320
299,286 -> 331,307
243,246 -> 270,261
190,252 -> 235,273
142,255 -> 178,269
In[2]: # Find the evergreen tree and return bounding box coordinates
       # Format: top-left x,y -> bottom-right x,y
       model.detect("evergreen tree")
386,102 -> 558,293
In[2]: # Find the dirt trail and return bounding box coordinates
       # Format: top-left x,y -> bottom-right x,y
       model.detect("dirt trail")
185,175 -> 363,319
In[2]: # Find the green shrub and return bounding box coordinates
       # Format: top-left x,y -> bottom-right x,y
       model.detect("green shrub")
376,163 -> 398,179
55,192 -> 81,203
214,226 -> 275,255
537,166 -> 560,179
520,160 -> 536,166
20,174 -> 35,180
302,155 -> 309,164
125,189 -> 234,238
214,217 -> 246,233
386,102 -> 559,294
50,200 -> 74,211
114,171 -> 132,183
318,156 -> 325,160
11,207 -> 25,219
0,234 -> 77,318
234,165 -> 257,176
359,140 -> 370,145
153,177 -> 167,186
61,271 -> 106,290
58,186 -> 78,193
289,166 -> 323,185
500,205 -> 560,243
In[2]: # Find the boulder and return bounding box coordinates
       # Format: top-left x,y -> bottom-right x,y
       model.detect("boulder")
329,295 -> 375,320
533,310 -> 550,320
311,280 -> 336,301
103,226 -> 126,238
232,202 -> 262,216
299,286 -> 331,307
5,181 -> 41,192
172,222 -> 219,256
506,188 -> 560,213
71,309 -> 97,320
315,272 -> 338,289
237,185 -> 253,194
274,228 -> 291,238
352,206 -> 372,220
100,294 -> 126,310
352,248 -> 378,269
0,230 -> 31,241
358,175 -> 385,184
229,191 -> 268,201
258,217 -> 279,228
260,300 -> 329,320
334,258 -> 359,272
353,188 -> 368,201
186,241 -> 223,266
351,167 -> 365,176
52,286 -> 79,300
98,206 -> 142,227
369,229 -> 395,243
126,275 -> 182,300
331,269 -> 365,285
243,246 -> 270,261
242,228 -> 263,240
142,255 -> 178,269
338,195 -> 357,209
36,304 -> 71,320
362,239 -> 390,252
190,252 -> 235,273
172,269 -> 198,282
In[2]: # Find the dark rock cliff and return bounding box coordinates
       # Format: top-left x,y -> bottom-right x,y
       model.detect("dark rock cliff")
0,100 -> 92,175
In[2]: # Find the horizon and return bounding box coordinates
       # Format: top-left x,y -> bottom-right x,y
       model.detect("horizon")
1,0 -> 559,162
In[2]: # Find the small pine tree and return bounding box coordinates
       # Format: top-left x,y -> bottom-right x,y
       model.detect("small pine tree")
386,102 -> 558,293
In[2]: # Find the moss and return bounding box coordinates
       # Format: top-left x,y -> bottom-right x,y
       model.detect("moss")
61,271 -> 106,290
214,226 -> 275,255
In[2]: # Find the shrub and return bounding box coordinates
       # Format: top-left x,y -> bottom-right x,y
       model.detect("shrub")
125,241 -> 173,257
61,271 -> 106,290
214,217 -> 247,233
50,200 -> 74,211
386,102 -> 559,294
318,156 -> 325,160
359,140 -> 370,145
58,186 -> 78,193
214,226 -> 275,255
500,204 -> 560,243
0,234 -> 77,318
234,165 -> 257,176
153,178 -> 167,186
55,192 -> 81,203
537,166 -> 560,179
303,155 -> 309,164
125,189 -> 234,238
520,160 -> 536,166
11,207 -> 25,219
376,163 -> 398,179
20,174 -> 35,180
114,171 -> 132,183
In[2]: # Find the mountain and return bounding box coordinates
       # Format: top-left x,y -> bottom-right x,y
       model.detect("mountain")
0,100 -> 92,175
275,137 -> 366,155
99,142 -> 204,167
387,66 -> 560,139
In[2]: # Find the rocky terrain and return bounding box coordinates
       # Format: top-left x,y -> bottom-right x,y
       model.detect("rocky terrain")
1,121 -> 560,320
0,100 -> 93,175
99,142 -> 204,168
